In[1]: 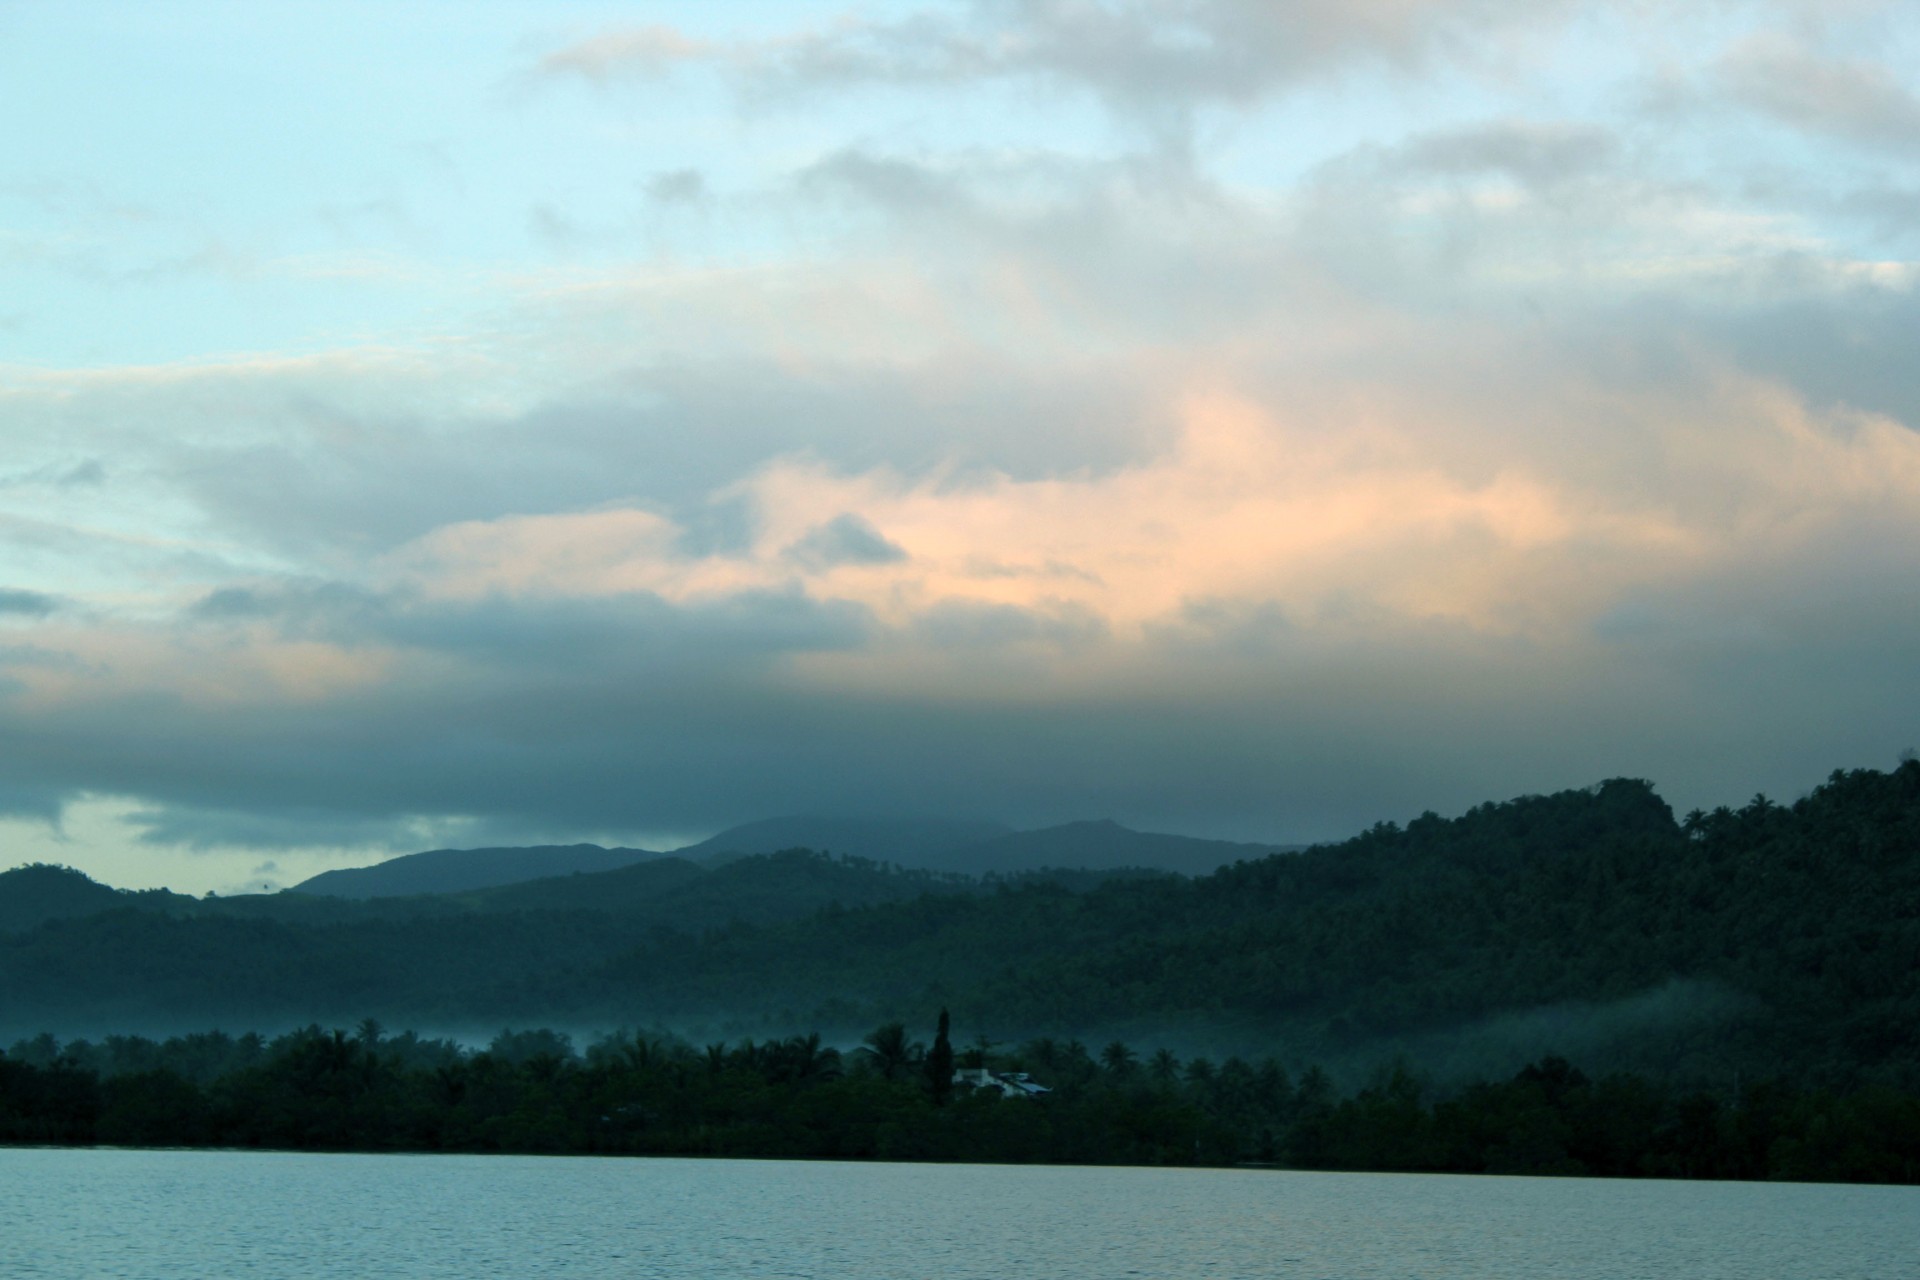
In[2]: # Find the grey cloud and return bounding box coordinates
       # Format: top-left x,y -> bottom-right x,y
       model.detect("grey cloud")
1719,34 -> 1920,156
128,805 -> 446,853
0,588 -> 58,617
1393,120 -> 1621,187
1707,285 -> 1920,428
104,353 -> 1170,564
12,567 -> 1915,855
784,514 -> 908,570
1149,598 -> 1297,656
186,580 -> 387,634
8,372 -> 1920,852
0,458 -> 107,490
188,587 -> 275,620
0,780 -> 64,824
17,4 -> 1920,864
1836,184 -> 1920,239
177,575 -> 872,672
911,599 -> 1108,650
542,1 -> 1572,117
376,589 -> 874,673
797,150 -> 975,217
645,168 -> 708,205
5,452 -> 1879,846
672,493 -> 758,559
789,143 -> 1331,344
528,203 -> 584,248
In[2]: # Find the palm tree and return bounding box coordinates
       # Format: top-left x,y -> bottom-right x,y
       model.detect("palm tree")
1149,1048 -> 1180,1084
960,1033 -> 996,1070
775,1033 -> 842,1084
1100,1041 -> 1137,1078
855,1022 -> 923,1081
1023,1037 -> 1061,1072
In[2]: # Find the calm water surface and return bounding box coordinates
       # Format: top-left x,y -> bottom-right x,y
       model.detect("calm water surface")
4,1149 -> 1916,1279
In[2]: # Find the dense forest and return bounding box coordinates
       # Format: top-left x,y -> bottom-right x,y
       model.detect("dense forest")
5,1018 -> 1917,1183
3,762 -> 1917,1096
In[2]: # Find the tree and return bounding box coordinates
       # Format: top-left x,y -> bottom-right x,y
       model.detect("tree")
1149,1048 -> 1181,1084
856,1022 -> 922,1081
926,1009 -> 955,1103
773,1033 -> 841,1084
960,1034 -> 996,1070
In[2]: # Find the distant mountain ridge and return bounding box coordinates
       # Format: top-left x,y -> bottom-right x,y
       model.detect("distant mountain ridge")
674,816 -> 1014,868
5,763 -> 1918,1089
292,843 -> 665,900
288,816 -> 1288,898
941,819 -> 1286,877
0,864 -> 197,934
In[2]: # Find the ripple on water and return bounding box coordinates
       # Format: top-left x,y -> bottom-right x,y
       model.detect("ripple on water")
4,1150 -> 1918,1280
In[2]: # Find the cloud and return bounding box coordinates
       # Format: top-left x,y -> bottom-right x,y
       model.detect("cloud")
1391,120 -> 1621,188
0,588 -> 58,617
784,513 -> 908,570
539,25 -> 714,82
538,0 -> 1575,118
644,168 -> 708,205
1719,33 -> 1920,156
1716,284 -> 1920,426
0,458 -> 107,490
56,459 -> 106,487
188,587 -> 277,621
9,306 -> 1919,852
6,0 -> 1920,868
0,779 -> 64,824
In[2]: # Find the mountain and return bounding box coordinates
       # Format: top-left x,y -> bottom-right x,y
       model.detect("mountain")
290,843 -> 666,899
282,816 -> 1280,902
0,865 -> 196,935
675,815 -> 1287,875
6,763 -> 1917,1091
674,816 -> 1013,867
458,851 -> 986,926
0,852 -> 1144,1039
941,819 -> 1290,876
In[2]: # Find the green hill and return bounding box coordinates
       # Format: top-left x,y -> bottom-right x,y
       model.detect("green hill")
0,865 -> 197,935
5,764 -> 1916,1091
939,819 -> 1290,875
674,816 -> 1013,867
290,843 -> 669,899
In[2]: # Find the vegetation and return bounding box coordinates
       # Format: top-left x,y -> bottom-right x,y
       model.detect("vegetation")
4,1020 -> 1916,1183
3,760 -> 1917,1097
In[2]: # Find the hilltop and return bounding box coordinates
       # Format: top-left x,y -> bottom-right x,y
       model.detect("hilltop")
285,816 -> 1278,899
4,762 -> 1916,1092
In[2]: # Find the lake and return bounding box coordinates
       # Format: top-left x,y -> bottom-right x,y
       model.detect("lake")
4,1149 -> 1916,1278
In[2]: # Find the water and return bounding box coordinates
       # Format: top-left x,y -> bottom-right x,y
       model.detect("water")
4,1149 -> 1916,1279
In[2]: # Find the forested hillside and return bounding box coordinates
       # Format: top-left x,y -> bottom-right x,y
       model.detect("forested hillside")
4,764 -> 1916,1091
290,843 -> 669,899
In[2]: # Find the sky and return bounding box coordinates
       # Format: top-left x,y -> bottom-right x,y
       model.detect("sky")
3,0 -> 1919,894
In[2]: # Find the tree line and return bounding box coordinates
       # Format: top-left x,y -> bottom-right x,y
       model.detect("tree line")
4,1016 -> 1916,1183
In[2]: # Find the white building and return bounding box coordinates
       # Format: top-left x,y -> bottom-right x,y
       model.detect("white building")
952,1067 -> 1051,1098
